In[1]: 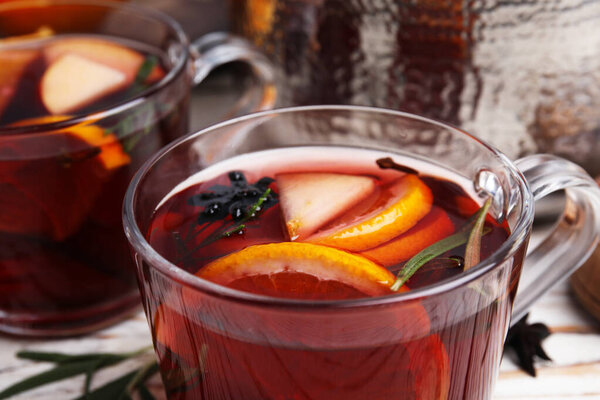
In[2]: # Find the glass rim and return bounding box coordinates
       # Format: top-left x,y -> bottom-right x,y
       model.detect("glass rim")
123,105 -> 534,309
0,0 -> 189,136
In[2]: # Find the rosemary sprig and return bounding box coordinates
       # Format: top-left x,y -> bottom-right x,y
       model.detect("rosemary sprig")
72,361 -> 158,400
222,224 -> 246,237
17,346 -> 150,364
83,358 -> 101,397
0,360 -> 111,399
133,56 -> 158,87
390,227 -> 472,291
464,198 -> 493,270
114,101 -> 159,153
390,199 -> 492,291
0,347 -> 157,400
104,55 -> 163,153
388,256 -> 464,274
220,188 -> 272,239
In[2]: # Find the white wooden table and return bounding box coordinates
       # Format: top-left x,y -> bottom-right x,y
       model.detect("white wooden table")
1,279 -> 599,399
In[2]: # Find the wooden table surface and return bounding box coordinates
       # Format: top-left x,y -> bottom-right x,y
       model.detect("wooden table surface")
1,278 -> 599,400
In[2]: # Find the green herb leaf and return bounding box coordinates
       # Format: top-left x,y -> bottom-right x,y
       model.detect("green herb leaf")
134,56 -> 158,85
99,56 -> 163,154
72,362 -> 159,400
464,197 -> 492,271
0,360 -> 101,399
2,347 -> 154,400
83,359 -> 101,398
390,199 -> 492,291
72,370 -> 137,400
390,227 -> 473,291
17,351 -> 128,365
222,224 -> 245,237
390,256 -> 463,273
218,188 -> 272,240
116,101 -> 158,153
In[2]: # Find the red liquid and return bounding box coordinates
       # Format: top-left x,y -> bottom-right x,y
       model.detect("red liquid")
0,33 -> 188,334
145,148 -> 519,399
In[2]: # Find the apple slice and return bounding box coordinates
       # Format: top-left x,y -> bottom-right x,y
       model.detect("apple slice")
41,54 -> 128,115
44,37 -> 164,84
276,172 -> 376,240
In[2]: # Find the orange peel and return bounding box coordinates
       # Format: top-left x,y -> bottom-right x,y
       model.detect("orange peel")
361,207 -> 455,267
10,115 -> 130,171
197,242 -> 396,298
310,174 -> 433,252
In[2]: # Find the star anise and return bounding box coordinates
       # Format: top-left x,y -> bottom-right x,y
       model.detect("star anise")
503,313 -> 552,377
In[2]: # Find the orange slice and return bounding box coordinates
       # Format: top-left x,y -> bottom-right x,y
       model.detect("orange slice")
310,174 -> 433,252
156,242 -> 395,363
361,208 -> 455,267
67,124 -> 130,171
154,239 -> 449,398
10,115 -> 130,171
0,116 -> 129,239
196,242 -> 395,298
412,334 -> 450,399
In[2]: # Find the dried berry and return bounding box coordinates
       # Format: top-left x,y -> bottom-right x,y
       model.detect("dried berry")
177,172 -> 278,264
187,171 -> 277,226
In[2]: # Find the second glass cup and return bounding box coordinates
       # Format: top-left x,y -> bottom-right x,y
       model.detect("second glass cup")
0,0 -> 274,336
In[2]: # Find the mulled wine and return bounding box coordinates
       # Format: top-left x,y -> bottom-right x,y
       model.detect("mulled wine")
146,147 -> 515,400
0,29 -> 188,334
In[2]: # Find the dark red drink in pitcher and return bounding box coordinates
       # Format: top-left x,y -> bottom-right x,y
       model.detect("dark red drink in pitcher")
0,3 -> 189,335
146,147 -> 513,400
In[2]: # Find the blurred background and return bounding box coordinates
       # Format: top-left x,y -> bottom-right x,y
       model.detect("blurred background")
142,0 -> 600,177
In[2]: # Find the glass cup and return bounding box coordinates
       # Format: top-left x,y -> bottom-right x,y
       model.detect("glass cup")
0,0 -> 274,336
123,106 -> 600,399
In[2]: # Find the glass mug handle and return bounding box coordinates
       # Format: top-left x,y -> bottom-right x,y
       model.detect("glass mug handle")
511,154 -> 600,324
189,32 -> 276,115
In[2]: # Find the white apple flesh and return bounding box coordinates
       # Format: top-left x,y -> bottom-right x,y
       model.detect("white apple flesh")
40,54 -> 127,115
276,172 -> 376,240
